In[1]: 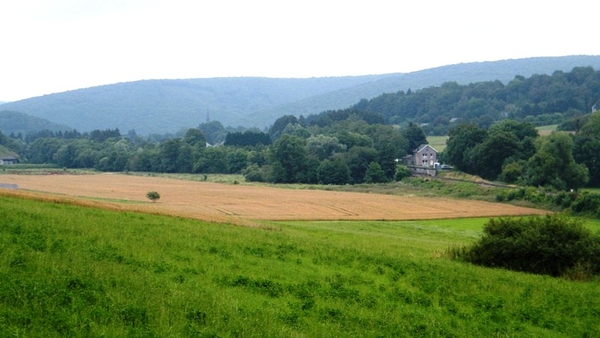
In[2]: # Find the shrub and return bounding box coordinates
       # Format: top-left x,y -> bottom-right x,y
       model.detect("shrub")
452,214 -> 600,278
394,165 -> 412,181
364,162 -> 388,183
146,191 -> 160,202
242,164 -> 265,182
550,190 -> 578,209
571,192 -> 600,217
522,186 -> 544,203
495,188 -> 579,211
498,161 -> 522,184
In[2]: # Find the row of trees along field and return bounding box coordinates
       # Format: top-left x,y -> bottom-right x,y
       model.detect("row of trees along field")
354,66 -> 600,135
0,111 -> 424,185
3,108 -> 600,190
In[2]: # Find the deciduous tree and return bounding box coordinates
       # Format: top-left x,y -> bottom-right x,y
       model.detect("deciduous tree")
525,132 -> 589,190
269,135 -> 307,183
444,123 -> 487,173
402,122 -> 428,152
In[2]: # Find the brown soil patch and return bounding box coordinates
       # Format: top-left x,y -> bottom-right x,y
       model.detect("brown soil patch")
0,173 -> 547,223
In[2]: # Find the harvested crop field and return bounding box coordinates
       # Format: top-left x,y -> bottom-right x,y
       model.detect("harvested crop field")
0,173 -> 546,223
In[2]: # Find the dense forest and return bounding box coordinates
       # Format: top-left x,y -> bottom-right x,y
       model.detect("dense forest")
354,66 -> 600,135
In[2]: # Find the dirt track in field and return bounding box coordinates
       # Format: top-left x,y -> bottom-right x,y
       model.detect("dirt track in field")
0,173 -> 547,223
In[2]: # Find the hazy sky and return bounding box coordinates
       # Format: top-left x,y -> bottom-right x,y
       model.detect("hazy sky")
1,0 -> 598,102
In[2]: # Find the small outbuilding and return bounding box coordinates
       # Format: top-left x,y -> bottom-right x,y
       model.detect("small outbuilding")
0,156 -> 18,165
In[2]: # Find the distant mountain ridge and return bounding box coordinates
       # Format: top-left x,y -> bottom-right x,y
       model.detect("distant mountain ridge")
0,110 -> 72,136
2,55 -> 600,134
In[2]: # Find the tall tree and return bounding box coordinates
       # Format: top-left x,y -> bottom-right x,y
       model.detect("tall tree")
317,159 -> 350,185
365,125 -> 408,180
573,111 -> 600,186
184,128 -> 207,147
525,132 -> 589,191
269,135 -> 307,183
269,115 -> 299,140
194,147 -> 229,173
158,138 -> 184,173
470,131 -> 520,180
402,122 -> 428,152
444,123 -> 488,173
306,135 -> 346,161
364,162 -> 388,183
343,146 -> 378,184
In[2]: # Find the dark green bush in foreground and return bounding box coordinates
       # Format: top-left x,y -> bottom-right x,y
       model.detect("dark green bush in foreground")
451,214 -> 600,278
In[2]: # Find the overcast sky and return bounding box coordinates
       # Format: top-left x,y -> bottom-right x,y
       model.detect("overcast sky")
1,0 -> 598,102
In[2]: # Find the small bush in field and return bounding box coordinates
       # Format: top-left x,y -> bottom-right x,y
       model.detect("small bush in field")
450,214 -> 600,278
146,191 -> 160,202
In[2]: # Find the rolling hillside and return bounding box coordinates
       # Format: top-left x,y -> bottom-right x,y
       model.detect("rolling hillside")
1,55 -> 600,135
0,110 -> 72,136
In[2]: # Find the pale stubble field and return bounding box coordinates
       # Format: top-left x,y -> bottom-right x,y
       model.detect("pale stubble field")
0,173 -> 546,224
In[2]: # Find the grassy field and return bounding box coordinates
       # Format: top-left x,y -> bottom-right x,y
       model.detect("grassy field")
426,135 -> 448,152
1,194 -> 599,337
582,187 -> 600,194
536,124 -> 558,136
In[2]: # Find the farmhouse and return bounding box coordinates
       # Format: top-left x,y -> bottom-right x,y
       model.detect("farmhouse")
404,144 -> 438,168
0,156 -> 18,165
414,144 -> 438,167
401,144 -> 439,177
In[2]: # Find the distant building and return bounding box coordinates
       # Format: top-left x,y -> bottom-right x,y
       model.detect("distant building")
414,144 -> 438,167
0,156 -> 18,165
404,144 -> 438,168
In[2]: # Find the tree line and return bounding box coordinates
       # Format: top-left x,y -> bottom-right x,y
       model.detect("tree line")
354,66 -> 600,135
1,112 -> 424,185
3,108 -> 600,190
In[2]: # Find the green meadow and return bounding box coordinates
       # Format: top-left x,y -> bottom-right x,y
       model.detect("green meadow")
425,135 -> 448,153
1,195 -> 599,337
535,124 -> 559,136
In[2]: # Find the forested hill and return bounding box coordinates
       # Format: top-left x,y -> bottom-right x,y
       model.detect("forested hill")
247,55 -> 600,126
0,76 -> 388,135
1,55 -> 600,134
0,110 -> 72,136
346,65 -> 600,135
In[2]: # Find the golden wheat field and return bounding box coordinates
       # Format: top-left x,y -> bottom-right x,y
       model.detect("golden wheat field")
0,173 -> 547,224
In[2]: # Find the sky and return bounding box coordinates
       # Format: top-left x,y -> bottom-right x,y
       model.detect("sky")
1,0 -> 598,102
